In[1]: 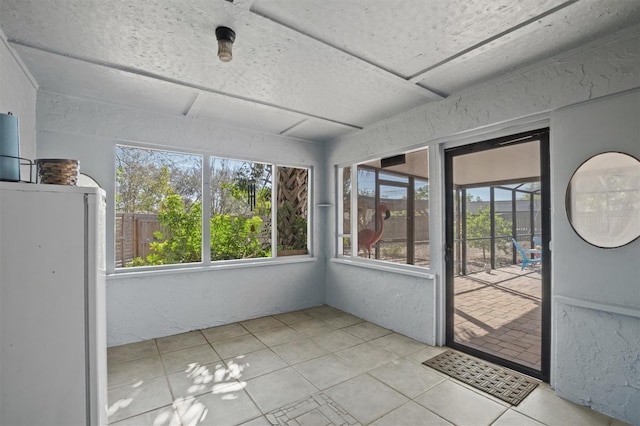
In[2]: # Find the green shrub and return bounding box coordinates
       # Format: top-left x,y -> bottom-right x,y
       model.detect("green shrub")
129,194 -> 269,266
211,214 -> 269,260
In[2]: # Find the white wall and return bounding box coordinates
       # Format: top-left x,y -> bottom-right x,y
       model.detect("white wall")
324,25 -> 640,423
0,30 -> 37,379
550,90 -> 640,425
36,92 -> 327,346
0,30 -> 37,173
326,264 -> 436,343
106,260 -> 323,345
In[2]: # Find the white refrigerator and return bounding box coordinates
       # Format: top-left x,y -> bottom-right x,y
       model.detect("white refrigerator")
0,182 -> 107,426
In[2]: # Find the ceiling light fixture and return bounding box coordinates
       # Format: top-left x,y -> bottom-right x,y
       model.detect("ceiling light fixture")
215,26 -> 236,62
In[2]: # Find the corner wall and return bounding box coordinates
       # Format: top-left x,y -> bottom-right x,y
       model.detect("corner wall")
0,31 -> 37,170
36,92 -> 327,346
324,25 -> 639,424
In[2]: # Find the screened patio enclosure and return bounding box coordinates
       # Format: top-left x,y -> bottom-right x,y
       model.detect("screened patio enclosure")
454,181 -> 541,275
342,148 -> 431,267
451,140 -> 543,275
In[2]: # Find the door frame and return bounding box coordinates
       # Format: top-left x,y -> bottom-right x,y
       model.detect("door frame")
444,128 -> 551,382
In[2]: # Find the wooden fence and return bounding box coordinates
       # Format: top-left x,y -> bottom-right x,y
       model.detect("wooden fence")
115,213 -> 162,267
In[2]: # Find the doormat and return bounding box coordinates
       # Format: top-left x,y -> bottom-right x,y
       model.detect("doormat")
422,350 -> 539,405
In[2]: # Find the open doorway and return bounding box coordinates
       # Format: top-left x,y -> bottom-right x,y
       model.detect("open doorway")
444,129 -> 550,381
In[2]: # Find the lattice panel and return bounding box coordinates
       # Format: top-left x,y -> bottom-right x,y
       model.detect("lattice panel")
277,167 -> 308,216
277,167 -> 308,248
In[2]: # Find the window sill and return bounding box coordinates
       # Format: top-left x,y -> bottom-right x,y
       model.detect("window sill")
330,257 -> 436,279
108,256 -> 317,279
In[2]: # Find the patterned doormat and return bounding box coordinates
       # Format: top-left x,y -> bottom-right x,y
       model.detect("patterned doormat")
423,350 -> 539,405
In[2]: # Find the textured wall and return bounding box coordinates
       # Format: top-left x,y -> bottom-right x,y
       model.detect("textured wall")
551,90 -> 640,307
326,263 -> 436,344
550,90 -> 640,424
36,92 -> 327,346
555,303 -> 640,424
327,28 -> 640,164
323,24 -> 640,423
106,261 -> 324,345
0,34 -> 37,166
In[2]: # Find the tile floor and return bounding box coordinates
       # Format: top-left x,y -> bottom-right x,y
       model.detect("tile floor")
454,265 -> 542,370
107,305 -> 627,426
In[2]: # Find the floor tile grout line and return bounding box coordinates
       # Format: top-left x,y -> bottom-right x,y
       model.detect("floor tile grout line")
108,376 -> 178,425
106,340 -> 162,367
114,311 -> 321,420
488,407 -> 550,426
366,363 -> 447,400
107,356 -> 167,391
365,396 -> 452,426
110,306 -> 592,426
108,402 -> 178,425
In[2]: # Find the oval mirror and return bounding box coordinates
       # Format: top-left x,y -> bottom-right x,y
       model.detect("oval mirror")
566,152 -> 640,248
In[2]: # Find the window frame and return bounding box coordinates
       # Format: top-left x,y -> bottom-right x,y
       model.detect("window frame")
336,149 -> 432,272
113,144 -> 313,273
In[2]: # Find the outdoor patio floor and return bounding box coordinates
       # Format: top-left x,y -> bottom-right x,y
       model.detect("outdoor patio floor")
453,264 -> 542,370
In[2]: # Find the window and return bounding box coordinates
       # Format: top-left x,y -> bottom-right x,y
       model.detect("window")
338,148 -> 430,267
210,158 -> 272,260
115,145 -> 309,269
277,167 -> 309,255
115,146 -> 202,267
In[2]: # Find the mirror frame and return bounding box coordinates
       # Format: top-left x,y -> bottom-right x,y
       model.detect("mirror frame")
565,151 -> 640,249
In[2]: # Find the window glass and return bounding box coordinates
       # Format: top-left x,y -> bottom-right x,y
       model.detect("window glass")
277,167 -> 309,255
464,187 -> 493,273
494,188 -> 515,269
379,172 -> 409,183
415,179 -> 430,266
357,167 -> 377,258
210,158 -> 272,260
115,145 -> 311,270
341,148 -> 430,268
340,167 -> 352,256
115,145 -> 202,267
377,184 -> 408,262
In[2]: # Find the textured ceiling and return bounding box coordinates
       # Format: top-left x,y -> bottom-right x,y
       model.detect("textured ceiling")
1,0 -> 639,142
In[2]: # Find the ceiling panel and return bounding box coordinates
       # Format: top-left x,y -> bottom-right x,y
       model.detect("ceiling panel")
284,119 -> 356,142
191,13 -> 432,126
189,92 -> 307,135
0,0 -> 637,143
415,0 -> 640,95
13,45 -> 198,116
251,0 -> 567,78
0,0 -> 432,127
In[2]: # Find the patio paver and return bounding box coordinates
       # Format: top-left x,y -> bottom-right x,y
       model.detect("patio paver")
453,265 -> 542,370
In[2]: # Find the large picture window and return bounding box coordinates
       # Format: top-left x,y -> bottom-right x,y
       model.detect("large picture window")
338,148 -> 430,268
115,145 -> 309,269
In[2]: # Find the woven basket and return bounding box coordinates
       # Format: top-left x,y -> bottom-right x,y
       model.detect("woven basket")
36,159 -> 79,185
